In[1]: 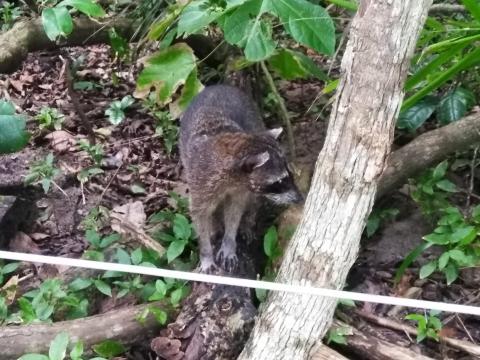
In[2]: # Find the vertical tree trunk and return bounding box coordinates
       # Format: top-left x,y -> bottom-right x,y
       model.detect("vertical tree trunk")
238,1 -> 432,359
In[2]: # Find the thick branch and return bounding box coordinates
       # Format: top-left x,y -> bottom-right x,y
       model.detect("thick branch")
0,301 -> 172,360
429,4 -> 466,15
0,17 -> 133,74
378,111 -> 480,197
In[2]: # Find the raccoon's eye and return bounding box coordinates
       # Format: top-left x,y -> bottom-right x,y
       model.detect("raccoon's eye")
263,179 -> 285,194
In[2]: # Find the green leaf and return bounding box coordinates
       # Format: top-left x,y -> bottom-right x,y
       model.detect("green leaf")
167,240 -> 187,263
85,229 -> 101,247
18,355 -> 49,360
397,96 -> 438,131
450,226 -> 476,244
268,49 -> 327,80
68,278 -> 93,291
148,307 -> 167,324
435,179 -> 457,193
70,341 -> 84,360
395,242 -> 433,282
99,233 -> 120,248
178,0 -> 224,35
136,44 -> 197,105
41,7 -> 73,41
170,287 -> 184,306
0,105 -> 29,153
269,0 -> 335,55
461,0 -> 480,23
94,279 -> 112,297
116,248 -> 131,265
263,226 -> 279,259
448,249 -> 468,263
49,332 -> 69,360
438,252 -> 450,270
131,248 -> 143,265
419,260 -> 437,279
444,263 -> 459,285
1,262 -> 19,274
244,19 -> 276,61
432,161 -> 449,180
423,233 -> 449,245
366,215 -> 380,238
93,340 -> 126,358
173,214 -> 192,240
437,88 -> 476,124
58,0 -> 106,17
170,68 -> 203,116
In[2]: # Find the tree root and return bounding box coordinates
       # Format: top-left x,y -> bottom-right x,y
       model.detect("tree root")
0,16 -> 133,74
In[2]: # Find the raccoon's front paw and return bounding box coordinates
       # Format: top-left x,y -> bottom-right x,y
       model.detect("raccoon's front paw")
197,258 -> 219,274
216,244 -> 238,272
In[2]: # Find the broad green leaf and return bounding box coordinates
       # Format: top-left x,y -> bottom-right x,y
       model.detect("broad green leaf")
41,7 -> 73,41
68,278 -> 93,291
170,287 -> 184,306
93,340 -> 126,358
222,0 -> 262,45
397,96 -> 438,131
167,240 -> 187,263
448,249 -> 468,263
437,87 -> 476,124
263,226 -> 278,258
435,179 -> 457,193
116,248 -> 131,265
269,0 -> 335,55
173,214 -> 192,240
461,0 -> 480,23
136,44 -> 197,105
438,252 -> 449,270
450,226 -> 476,244
177,0 -> 224,35
423,233 -> 449,245
419,260 -> 437,279
0,106 -> 29,153
58,0 -> 105,17
49,332 -> 69,360
170,68 -> 203,117
395,242 -> 433,283
148,307 -> 167,324
148,7 -> 181,40
18,355 -> 49,360
131,248 -> 143,265
432,160 -> 449,180
444,263 -> 459,285
70,341 -> 84,360
244,19 -> 276,61
85,229 -> 101,247
268,49 -> 327,80
1,262 -> 19,274
94,279 -> 112,297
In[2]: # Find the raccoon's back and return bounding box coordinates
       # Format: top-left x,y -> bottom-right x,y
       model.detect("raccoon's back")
180,85 -> 264,147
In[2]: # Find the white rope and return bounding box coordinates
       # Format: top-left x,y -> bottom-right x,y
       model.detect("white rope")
1,250 -> 479,316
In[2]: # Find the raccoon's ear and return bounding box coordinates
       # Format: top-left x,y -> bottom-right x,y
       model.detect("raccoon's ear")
265,127 -> 283,139
240,151 -> 270,172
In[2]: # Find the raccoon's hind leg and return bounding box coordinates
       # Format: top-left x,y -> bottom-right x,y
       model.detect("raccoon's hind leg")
216,193 -> 250,272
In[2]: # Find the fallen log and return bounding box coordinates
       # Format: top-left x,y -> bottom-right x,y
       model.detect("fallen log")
0,17 -> 133,73
0,301 -> 173,360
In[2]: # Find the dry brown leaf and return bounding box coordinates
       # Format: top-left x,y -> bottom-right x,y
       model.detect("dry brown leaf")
45,130 -> 77,153
1,275 -> 19,304
110,202 -> 165,256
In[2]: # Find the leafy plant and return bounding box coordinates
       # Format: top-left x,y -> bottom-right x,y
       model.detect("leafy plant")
83,230 -> 120,261
0,99 -> 29,154
405,310 -> 442,342
326,325 -> 351,345
35,107 -> 65,131
108,28 -> 129,59
24,153 -> 60,193
78,140 -> 104,166
105,95 -> 135,125
92,339 -> 126,358
41,0 -> 106,41
18,332 -> 85,360
143,98 -> 179,153
0,261 -> 19,286
0,1 -> 22,31
256,226 -> 281,302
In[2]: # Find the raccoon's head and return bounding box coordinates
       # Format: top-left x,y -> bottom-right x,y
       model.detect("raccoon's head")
239,128 -> 303,205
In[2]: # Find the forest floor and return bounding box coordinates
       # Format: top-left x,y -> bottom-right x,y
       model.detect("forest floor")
1,44 -> 480,359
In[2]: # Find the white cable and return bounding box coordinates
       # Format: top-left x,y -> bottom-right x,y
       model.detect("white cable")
0,250 -> 479,316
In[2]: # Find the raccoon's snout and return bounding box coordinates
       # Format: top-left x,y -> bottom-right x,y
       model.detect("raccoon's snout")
265,188 -> 304,205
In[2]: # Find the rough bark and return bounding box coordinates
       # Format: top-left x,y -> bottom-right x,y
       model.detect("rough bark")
0,301 -> 172,360
0,17 -> 133,74
238,1 -> 432,359
378,111 -> 480,197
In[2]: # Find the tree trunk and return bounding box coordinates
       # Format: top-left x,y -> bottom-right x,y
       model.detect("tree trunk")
238,1 -> 432,359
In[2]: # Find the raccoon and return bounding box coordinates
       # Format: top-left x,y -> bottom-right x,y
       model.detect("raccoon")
180,85 -> 303,272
